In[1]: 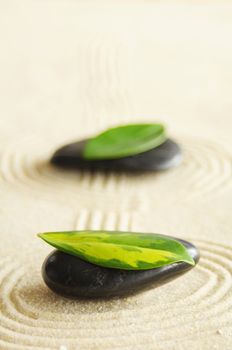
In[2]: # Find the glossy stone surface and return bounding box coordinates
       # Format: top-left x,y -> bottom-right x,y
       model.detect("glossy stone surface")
42,238 -> 200,299
51,139 -> 182,172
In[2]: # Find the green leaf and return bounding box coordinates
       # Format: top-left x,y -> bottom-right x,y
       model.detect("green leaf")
38,231 -> 195,270
83,123 -> 166,160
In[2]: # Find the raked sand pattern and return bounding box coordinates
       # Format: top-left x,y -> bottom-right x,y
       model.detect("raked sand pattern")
1,136 -> 231,209
1,211 -> 232,349
1,1 -> 232,349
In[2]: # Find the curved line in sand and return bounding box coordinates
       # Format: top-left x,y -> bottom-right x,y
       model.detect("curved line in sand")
0,240 -> 232,350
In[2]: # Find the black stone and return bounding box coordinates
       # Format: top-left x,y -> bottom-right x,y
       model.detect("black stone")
42,238 -> 200,299
51,139 -> 182,172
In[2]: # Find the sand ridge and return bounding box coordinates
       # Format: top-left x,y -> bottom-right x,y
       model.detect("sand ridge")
1,1 -> 232,349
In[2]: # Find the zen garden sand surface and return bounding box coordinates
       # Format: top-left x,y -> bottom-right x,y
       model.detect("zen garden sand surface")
1,0 -> 232,349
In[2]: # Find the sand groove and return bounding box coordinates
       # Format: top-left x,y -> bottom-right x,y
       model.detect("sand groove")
179,140 -> 232,199
77,33 -> 133,121
1,1 -> 232,349
0,137 -> 131,208
1,210 -> 232,349
131,138 -> 232,206
75,209 -> 133,232
0,138 -> 231,210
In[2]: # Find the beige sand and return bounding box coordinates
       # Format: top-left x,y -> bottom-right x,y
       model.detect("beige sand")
1,1 -> 232,349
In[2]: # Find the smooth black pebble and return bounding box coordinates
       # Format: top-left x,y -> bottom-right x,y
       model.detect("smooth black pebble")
51,139 -> 182,172
42,238 -> 200,299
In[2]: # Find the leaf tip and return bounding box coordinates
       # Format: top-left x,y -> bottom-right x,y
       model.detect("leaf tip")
185,255 -> 195,266
37,232 -> 47,241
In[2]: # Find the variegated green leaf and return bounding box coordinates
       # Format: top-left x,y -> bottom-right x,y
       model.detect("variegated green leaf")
83,123 -> 166,160
38,231 -> 195,270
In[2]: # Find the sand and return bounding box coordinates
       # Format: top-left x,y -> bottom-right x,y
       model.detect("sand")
1,1 -> 232,349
